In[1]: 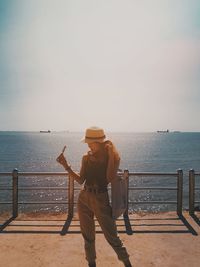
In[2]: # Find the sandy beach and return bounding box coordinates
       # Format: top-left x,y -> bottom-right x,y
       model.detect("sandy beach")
0,211 -> 200,267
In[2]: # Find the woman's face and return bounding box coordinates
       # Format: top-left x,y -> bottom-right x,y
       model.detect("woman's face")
88,142 -> 101,154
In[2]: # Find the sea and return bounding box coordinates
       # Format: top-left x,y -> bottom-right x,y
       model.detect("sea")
0,131 -> 200,214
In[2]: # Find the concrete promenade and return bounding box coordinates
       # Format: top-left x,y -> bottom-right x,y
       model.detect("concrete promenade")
0,211 -> 200,267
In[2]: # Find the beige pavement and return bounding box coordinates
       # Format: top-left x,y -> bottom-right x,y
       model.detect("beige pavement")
0,211 -> 199,267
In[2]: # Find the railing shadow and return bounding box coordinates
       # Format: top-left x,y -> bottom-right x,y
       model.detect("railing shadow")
123,214 -> 133,235
0,216 -> 16,232
190,213 -> 200,226
119,214 -> 198,236
0,215 -> 67,234
60,215 -> 73,235
0,214 -> 198,235
0,216 -> 78,234
178,214 -> 198,236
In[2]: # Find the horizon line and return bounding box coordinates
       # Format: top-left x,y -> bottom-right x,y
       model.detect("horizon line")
0,130 -> 200,133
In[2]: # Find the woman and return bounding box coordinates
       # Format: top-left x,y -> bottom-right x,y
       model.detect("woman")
57,126 -> 132,267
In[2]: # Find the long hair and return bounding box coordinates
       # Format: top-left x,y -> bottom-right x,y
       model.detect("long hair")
88,140 -> 120,167
103,140 -> 120,166
103,140 -> 120,161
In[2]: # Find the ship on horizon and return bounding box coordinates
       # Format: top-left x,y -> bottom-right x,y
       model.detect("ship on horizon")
157,129 -> 169,133
40,130 -> 51,133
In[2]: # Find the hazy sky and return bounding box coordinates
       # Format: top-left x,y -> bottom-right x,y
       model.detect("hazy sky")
0,0 -> 200,132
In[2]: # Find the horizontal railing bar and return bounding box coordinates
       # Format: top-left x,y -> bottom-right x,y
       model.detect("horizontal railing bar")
0,200 -> 187,206
18,187 -> 68,190
18,172 -> 69,176
128,187 -> 177,190
18,201 -> 68,204
0,186 -> 178,191
0,187 -> 68,191
0,187 -> 179,191
0,187 -> 12,190
0,171 -> 178,177
0,201 -> 180,205
0,187 -> 107,191
0,173 -> 12,176
0,187 -> 109,192
195,201 -> 200,203
129,172 -> 177,176
0,172 -> 69,176
0,187 -> 108,191
128,201 -> 177,204
0,172 -> 70,177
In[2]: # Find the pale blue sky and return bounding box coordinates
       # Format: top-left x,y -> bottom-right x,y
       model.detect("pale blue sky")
0,0 -> 200,132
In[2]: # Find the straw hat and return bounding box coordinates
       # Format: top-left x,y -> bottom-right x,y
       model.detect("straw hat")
81,126 -> 106,143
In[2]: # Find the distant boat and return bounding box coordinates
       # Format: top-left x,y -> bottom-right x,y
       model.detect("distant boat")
157,129 -> 169,133
40,130 -> 51,133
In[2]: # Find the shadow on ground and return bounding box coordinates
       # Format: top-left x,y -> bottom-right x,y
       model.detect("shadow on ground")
190,212 -> 200,226
0,213 -> 198,236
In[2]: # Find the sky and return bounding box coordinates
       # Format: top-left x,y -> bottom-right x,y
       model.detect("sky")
0,0 -> 200,132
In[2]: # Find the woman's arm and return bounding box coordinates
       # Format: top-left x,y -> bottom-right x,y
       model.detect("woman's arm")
56,153 -> 86,185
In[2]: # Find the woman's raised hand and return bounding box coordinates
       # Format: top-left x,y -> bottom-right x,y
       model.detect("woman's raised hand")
56,153 -> 67,167
105,142 -> 114,156
56,146 -> 70,170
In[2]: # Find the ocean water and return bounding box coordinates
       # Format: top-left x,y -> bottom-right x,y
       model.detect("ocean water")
0,131 -> 200,213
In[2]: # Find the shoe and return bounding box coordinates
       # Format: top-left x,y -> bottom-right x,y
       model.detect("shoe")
88,262 -> 96,267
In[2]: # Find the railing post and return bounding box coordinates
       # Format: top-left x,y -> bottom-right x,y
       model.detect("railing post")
189,169 -> 195,215
12,168 -> 18,218
177,169 -> 183,216
68,173 -> 74,218
123,169 -> 129,217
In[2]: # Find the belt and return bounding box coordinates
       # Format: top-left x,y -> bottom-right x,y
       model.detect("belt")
84,185 -> 108,194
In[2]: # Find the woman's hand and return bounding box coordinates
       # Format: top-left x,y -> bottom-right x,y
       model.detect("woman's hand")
56,153 -> 70,170
105,142 -> 114,157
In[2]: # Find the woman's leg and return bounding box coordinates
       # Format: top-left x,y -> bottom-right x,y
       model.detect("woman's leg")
94,192 -> 130,263
78,191 -> 96,264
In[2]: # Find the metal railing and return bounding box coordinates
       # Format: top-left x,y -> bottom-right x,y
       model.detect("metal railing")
189,169 -> 200,215
0,168 -> 184,218
0,169 -> 73,218
125,169 -> 183,216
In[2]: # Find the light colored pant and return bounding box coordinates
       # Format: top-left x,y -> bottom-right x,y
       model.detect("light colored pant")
77,189 -> 130,263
